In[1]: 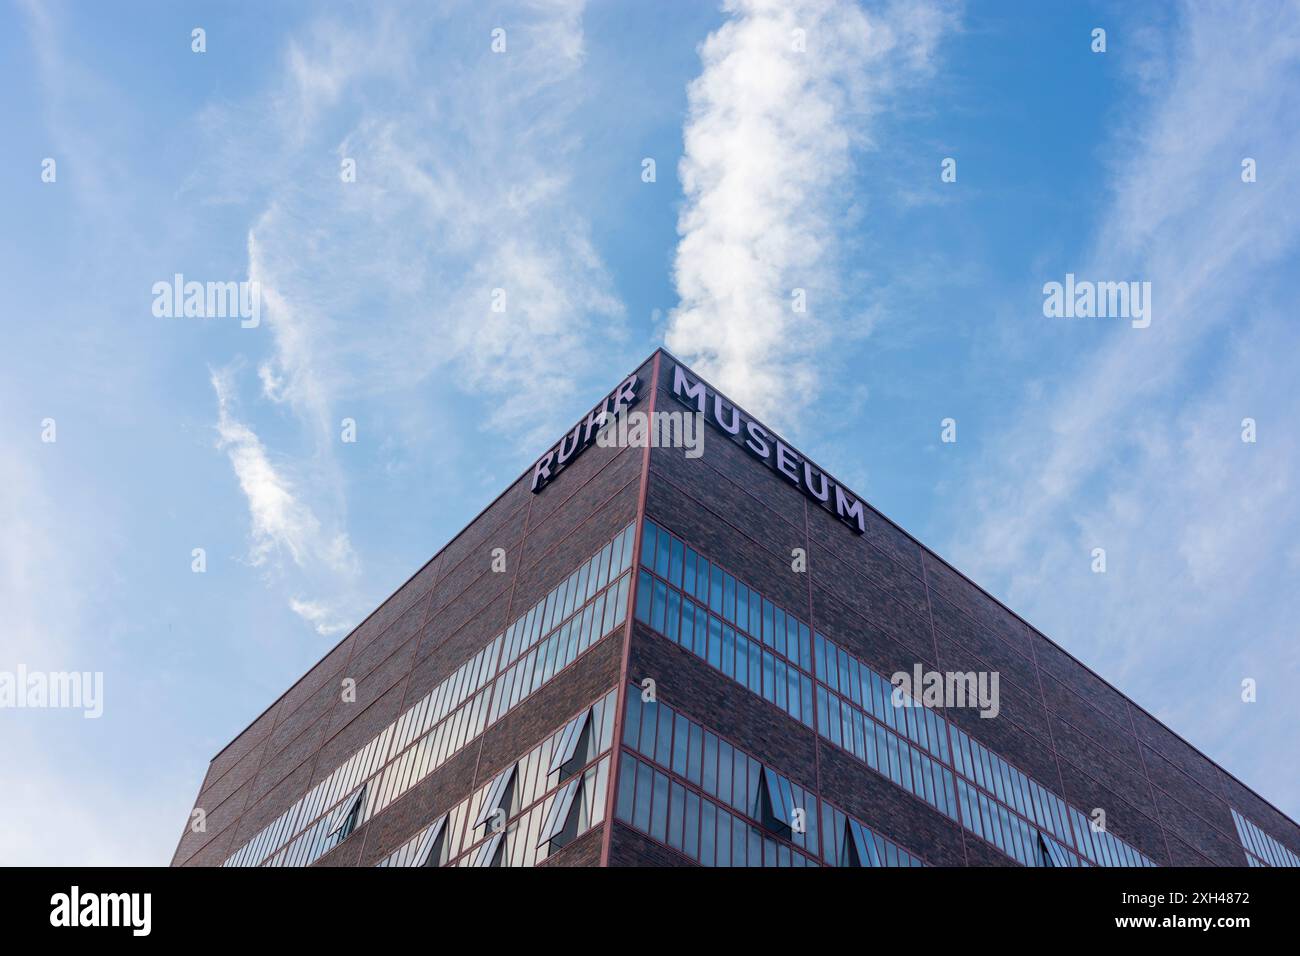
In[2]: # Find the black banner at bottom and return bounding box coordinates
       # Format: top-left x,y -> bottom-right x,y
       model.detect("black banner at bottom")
1,864 -> 1280,941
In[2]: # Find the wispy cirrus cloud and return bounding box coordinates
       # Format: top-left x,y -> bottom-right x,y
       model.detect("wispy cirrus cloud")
197,0 -> 625,445
945,1 -> 1300,816
667,0 -> 957,427
211,365 -> 358,634
194,0 -> 627,634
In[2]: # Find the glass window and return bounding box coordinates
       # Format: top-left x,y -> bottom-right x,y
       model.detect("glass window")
655,704 -> 674,767
640,520 -> 657,569
684,791 -> 700,859
717,739 -> 733,804
622,690 -> 641,748
471,831 -> 505,868
596,541 -> 614,593
637,697 -> 657,756
758,766 -> 793,836
549,708 -> 592,777
632,760 -> 653,832
715,808 -> 730,865
671,713 -> 689,777
701,802 -> 716,866
327,784 -> 367,843
650,770 -> 670,842
473,764 -> 517,828
651,578 -> 667,633
665,589 -> 681,644
680,600 -> 695,651
536,778 -> 581,847
612,573 -> 629,630
654,528 -> 671,578
721,626 -> 735,679
735,634 -> 750,690
702,732 -> 718,795
615,760 -> 636,822
668,782 -> 686,851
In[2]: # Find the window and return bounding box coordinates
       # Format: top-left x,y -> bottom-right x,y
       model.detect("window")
755,766 -> 795,838
474,763 -> 517,829
327,784 -> 367,845
549,708 -> 593,780
471,831 -> 505,868
1039,832 -> 1072,868
414,813 -> 449,867
536,777 -> 583,849
842,818 -> 882,867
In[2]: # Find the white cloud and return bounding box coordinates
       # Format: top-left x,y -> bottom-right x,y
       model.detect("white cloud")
195,0 -> 624,639
195,1 -> 625,452
666,0 -> 956,427
288,597 -> 353,637
210,365 -> 358,636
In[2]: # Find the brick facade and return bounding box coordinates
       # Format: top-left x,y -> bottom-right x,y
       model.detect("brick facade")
173,350 -> 1299,868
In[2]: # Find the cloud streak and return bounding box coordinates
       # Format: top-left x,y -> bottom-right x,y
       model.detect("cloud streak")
667,0 -> 954,426
211,365 -> 358,633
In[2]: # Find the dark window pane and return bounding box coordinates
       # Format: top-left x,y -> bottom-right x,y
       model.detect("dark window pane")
655,528 -> 671,578
650,771 -> 669,842
615,759 -> 636,822
721,625 -> 735,679
633,760 -> 653,832
702,732 -> 718,796
684,792 -> 701,859
634,571 -> 652,624
669,783 -> 686,851
701,802 -> 716,866
687,723 -> 703,785
651,578 -> 668,633
655,703 -> 674,767
671,713 -> 689,777
669,538 -> 684,589
665,588 -> 681,644
622,689 -> 642,748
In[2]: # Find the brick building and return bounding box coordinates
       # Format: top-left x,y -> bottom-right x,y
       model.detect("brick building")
171,350 -> 1300,868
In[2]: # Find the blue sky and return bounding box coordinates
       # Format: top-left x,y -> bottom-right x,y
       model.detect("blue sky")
2,0 -> 1298,864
